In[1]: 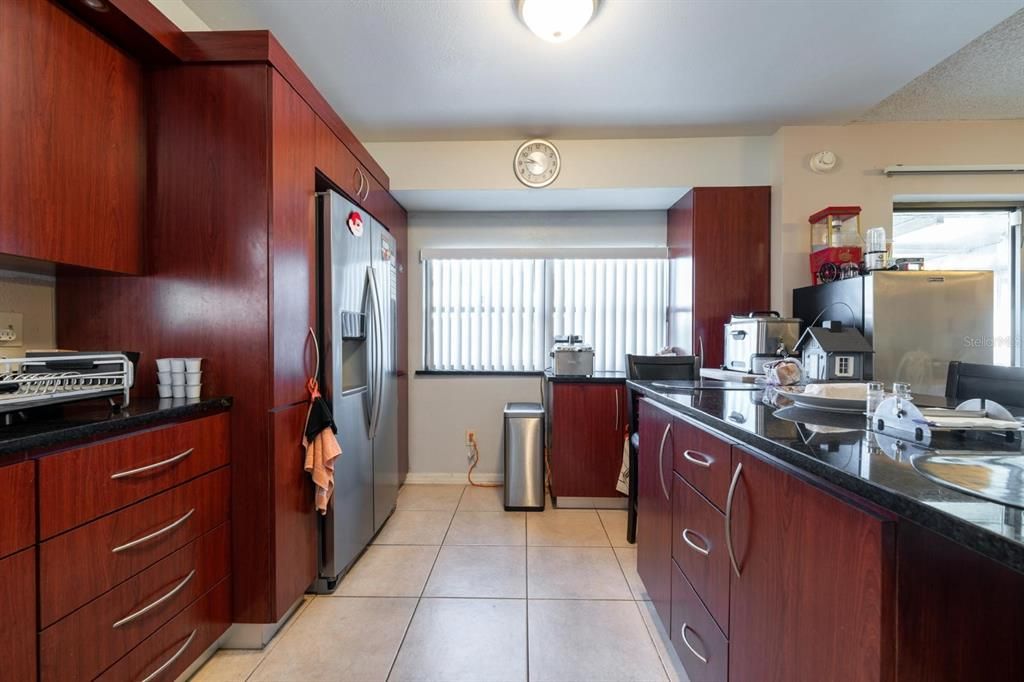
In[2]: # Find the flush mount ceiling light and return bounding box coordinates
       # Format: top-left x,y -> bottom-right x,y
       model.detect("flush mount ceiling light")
518,0 -> 597,43
80,0 -> 110,11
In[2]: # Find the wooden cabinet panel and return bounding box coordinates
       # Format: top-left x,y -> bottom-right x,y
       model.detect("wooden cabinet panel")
0,548 -> 36,682
0,461 -> 35,558
40,523 -> 230,682
271,71 -> 318,407
672,417 -> 732,512
728,446 -> 894,682
637,399 -> 674,630
549,382 -> 627,498
40,467 -> 230,628
95,577 -> 231,682
671,560 -> 728,682
0,0 -> 143,274
271,402 -> 318,619
315,115 -> 362,201
39,413 -> 230,538
672,474 -> 729,635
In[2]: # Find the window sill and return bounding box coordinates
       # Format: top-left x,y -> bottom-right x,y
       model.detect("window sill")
415,370 -> 545,377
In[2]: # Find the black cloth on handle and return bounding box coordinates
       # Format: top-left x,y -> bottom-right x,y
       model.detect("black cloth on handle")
305,396 -> 337,442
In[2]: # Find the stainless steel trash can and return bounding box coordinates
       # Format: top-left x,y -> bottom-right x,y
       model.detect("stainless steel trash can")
503,402 -> 545,511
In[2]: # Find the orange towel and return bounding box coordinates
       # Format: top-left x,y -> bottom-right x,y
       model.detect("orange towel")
304,427 -> 342,514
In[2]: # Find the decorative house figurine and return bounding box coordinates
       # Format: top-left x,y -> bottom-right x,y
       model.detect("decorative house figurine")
796,320 -> 874,382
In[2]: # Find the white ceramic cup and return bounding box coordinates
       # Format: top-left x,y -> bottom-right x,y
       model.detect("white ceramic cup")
185,372 -> 202,386
156,358 -> 172,372
171,384 -> 186,398
185,384 -> 201,399
171,372 -> 186,386
157,371 -> 172,384
170,359 -> 186,372
185,358 -> 203,372
157,384 -> 172,398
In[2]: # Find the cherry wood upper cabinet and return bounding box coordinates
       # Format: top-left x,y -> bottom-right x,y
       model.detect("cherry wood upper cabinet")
636,399 -> 675,631
0,0 -> 143,274
667,187 -> 770,368
728,446 -> 895,682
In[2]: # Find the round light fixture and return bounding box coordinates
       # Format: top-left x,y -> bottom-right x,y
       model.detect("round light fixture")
80,0 -> 110,11
518,0 -> 597,43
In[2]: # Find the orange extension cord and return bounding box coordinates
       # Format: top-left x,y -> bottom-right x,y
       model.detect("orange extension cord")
466,433 -> 503,488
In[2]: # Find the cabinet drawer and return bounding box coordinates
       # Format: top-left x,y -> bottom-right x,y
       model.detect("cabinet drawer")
40,467 -> 230,628
672,474 -> 729,635
40,523 -> 230,682
671,561 -> 728,682
0,461 -> 35,558
96,577 -> 231,682
672,417 -> 732,511
0,548 -> 36,682
39,412 -> 230,538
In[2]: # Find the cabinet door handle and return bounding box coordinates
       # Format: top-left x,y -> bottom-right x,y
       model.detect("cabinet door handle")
112,570 -> 195,628
139,629 -> 197,682
681,528 -> 710,556
110,448 -> 194,479
680,623 -> 708,664
354,168 -> 364,200
725,462 -> 743,578
657,422 -> 672,501
682,449 -> 712,469
613,388 -> 620,433
111,508 -> 195,554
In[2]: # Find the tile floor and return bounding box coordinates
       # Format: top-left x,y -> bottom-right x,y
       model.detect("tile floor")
191,485 -> 689,682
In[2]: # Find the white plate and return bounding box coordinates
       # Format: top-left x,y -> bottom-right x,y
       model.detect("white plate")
775,386 -> 867,414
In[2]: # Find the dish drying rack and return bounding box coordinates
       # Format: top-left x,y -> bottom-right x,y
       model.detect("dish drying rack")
0,353 -> 134,415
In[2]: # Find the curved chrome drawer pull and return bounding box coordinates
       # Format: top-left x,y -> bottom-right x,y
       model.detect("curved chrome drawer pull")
681,528 -> 710,557
680,623 -> 708,663
110,448 -> 194,479
725,463 -> 744,578
657,423 -> 672,501
113,570 -> 196,629
111,508 -> 195,554
682,449 -> 712,469
139,628 -> 197,682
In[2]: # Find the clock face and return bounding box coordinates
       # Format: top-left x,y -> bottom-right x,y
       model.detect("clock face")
514,139 -> 560,188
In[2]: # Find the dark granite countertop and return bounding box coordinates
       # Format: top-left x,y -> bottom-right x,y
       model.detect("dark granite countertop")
0,396 -> 233,464
628,380 -> 1024,575
544,369 -> 627,383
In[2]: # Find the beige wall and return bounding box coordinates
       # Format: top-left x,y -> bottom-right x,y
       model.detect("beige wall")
149,0 -> 210,31
0,271 -> 56,358
771,120 -> 1024,312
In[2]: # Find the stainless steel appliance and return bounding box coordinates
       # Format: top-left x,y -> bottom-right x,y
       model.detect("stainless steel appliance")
723,312 -> 800,374
0,352 -> 135,415
503,402 -> 545,511
315,189 -> 399,592
793,271 -> 994,397
549,335 -> 595,376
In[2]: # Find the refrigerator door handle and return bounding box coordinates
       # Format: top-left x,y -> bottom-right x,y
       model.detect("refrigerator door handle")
367,265 -> 385,439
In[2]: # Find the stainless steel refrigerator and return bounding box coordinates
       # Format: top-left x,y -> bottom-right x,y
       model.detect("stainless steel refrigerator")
793,271 -> 994,397
314,189 -> 398,592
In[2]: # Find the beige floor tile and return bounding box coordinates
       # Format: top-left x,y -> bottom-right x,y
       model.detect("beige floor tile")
396,484 -> 465,512
424,545 -> 526,598
388,598 -> 527,682
527,547 -> 632,599
444,511 -> 525,546
190,648 -> 266,682
637,599 -> 691,682
527,508 -> 611,546
615,546 -> 651,600
372,510 -> 452,545
598,509 -> 632,547
333,545 -> 439,597
457,485 -> 506,511
248,597 -> 416,682
528,600 -> 668,682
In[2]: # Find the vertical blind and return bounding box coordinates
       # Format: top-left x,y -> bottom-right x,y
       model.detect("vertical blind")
424,257 -> 668,372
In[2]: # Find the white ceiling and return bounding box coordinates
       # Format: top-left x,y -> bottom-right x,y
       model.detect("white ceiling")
183,0 -> 1024,142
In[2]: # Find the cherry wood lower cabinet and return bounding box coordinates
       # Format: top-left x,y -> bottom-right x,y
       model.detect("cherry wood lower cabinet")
637,399 -> 675,629
0,461 -> 35,558
0,548 -> 36,682
549,381 -> 628,499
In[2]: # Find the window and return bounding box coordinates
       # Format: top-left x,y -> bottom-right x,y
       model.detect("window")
835,356 -> 851,377
423,257 -> 668,373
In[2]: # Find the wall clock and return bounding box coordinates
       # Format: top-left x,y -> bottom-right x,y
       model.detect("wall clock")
514,139 -> 560,188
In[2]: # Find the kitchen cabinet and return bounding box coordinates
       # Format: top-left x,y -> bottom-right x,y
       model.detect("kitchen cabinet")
672,474 -> 729,634
667,187 -> 771,369
0,0 -> 143,274
0,548 -> 37,682
548,381 -> 628,499
637,398 -> 675,630
727,445 -> 894,682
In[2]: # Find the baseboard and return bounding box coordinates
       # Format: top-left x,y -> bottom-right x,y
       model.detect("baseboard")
403,472 -> 504,485
219,596 -> 306,650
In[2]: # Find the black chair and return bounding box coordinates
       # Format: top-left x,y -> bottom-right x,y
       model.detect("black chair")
624,354 -> 700,543
945,361 -> 1024,410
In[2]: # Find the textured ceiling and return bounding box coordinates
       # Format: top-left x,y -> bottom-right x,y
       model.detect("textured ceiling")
182,0 -> 1022,142
859,9 -> 1024,122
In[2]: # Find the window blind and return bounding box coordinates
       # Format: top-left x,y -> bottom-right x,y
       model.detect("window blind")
424,257 -> 668,373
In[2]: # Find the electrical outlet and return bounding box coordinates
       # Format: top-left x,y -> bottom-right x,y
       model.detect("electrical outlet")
0,312 -> 23,348
465,430 -> 476,446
